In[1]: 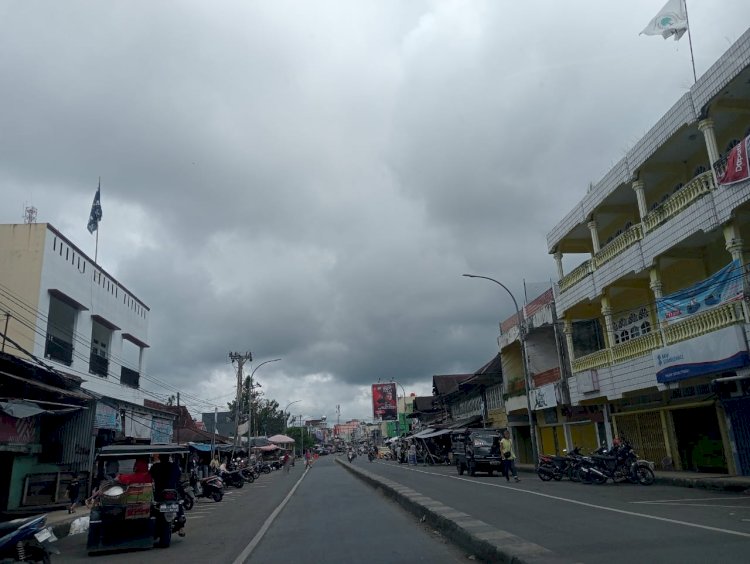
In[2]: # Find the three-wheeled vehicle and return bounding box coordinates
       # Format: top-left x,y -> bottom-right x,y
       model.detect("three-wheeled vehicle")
86,444 -> 188,554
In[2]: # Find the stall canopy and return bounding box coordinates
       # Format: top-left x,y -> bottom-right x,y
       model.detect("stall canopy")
254,444 -> 281,452
411,428 -> 436,439
267,434 -> 295,444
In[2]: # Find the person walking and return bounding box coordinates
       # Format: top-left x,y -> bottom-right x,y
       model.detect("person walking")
500,429 -> 520,482
408,442 -> 417,466
304,449 -> 312,469
66,476 -> 81,514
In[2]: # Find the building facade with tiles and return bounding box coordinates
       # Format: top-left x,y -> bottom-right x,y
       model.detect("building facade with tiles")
546,29 -> 750,475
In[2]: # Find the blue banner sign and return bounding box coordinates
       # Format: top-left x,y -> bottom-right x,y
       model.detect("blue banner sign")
656,260 -> 743,325
653,325 -> 750,383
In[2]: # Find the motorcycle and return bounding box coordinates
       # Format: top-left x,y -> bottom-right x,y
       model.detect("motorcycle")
347,451 -> 356,463
367,451 -> 375,462
579,441 -> 655,485
0,514 -> 58,563
537,447 -> 582,481
218,469 -> 244,489
190,471 -> 224,502
179,478 -> 195,511
239,467 -> 255,483
87,444 -> 189,554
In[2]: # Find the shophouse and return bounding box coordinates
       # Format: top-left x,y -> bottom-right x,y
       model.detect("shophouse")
499,287 -> 572,462
0,222 -> 173,511
546,30 -> 750,474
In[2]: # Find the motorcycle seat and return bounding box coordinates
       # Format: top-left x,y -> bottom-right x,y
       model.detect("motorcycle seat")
592,454 -> 616,461
0,516 -> 39,536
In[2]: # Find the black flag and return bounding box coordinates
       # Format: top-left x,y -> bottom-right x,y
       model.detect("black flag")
87,181 -> 102,234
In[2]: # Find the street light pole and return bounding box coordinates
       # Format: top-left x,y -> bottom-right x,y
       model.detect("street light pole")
391,380 -> 406,438
462,274 -> 539,467
247,358 -> 281,448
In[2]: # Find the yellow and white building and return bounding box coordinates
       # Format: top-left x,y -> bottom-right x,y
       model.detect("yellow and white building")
547,30 -> 750,475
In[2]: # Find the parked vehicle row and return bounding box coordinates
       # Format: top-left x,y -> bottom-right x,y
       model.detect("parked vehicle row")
537,438 -> 655,486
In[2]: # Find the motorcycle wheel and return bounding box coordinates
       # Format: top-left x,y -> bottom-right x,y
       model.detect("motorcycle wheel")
577,468 -> 592,484
552,472 -> 563,481
568,467 -> 580,482
183,496 -> 194,511
591,471 -> 608,485
636,465 -> 655,486
212,490 -> 224,502
244,473 -> 255,484
233,477 -> 244,488
537,467 -> 554,481
157,519 -> 172,548
262,466 -> 271,474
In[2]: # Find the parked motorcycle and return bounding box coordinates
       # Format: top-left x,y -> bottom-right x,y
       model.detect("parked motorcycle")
190,471 -> 224,502
0,514 -> 58,563
239,467 -> 255,483
537,447 -> 582,481
218,469 -> 244,489
179,478 -> 195,511
578,440 -> 655,485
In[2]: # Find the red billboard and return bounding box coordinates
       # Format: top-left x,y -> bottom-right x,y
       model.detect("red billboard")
371,383 -> 397,421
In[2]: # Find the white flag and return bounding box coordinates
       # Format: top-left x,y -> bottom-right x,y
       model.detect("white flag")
640,0 -> 688,41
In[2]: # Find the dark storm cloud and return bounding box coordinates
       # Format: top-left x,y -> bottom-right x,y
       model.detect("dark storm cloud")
2,1 -> 749,419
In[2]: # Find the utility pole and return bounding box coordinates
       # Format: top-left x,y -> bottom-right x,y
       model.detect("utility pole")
176,392 -> 180,444
229,351 -> 252,459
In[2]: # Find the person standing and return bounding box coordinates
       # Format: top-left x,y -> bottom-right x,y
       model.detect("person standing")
66,476 -> 81,514
408,442 -> 417,466
500,430 -> 520,482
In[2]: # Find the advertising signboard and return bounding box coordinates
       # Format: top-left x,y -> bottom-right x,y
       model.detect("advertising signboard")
653,325 -> 750,383
371,383 -> 397,421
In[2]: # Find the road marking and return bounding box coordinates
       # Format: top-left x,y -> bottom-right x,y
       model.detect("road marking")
232,468 -> 309,564
632,496 -> 748,504
400,466 -> 750,539
628,502 -> 750,509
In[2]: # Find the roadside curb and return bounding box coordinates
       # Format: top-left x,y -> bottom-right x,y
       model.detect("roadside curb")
336,458 -> 570,564
48,509 -> 90,540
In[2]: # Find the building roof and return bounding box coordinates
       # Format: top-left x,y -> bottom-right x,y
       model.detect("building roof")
432,374 -> 473,396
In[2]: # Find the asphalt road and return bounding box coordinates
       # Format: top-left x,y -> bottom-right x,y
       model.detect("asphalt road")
55,463 -> 300,563
358,458 -> 750,564
54,457 -> 473,563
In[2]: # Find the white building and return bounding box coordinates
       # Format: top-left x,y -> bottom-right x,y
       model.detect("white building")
0,222 -> 172,443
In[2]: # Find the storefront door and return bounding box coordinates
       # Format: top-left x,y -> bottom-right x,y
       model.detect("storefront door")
672,405 -> 727,473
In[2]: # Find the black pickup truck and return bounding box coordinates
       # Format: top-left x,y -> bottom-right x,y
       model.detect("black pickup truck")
452,428 -> 505,476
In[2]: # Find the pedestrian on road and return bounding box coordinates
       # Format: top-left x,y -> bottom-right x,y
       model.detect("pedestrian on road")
66,476 -> 81,514
283,452 -> 291,473
408,442 -> 417,465
500,430 -> 520,482
304,449 -> 312,469
395,443 -> 402,464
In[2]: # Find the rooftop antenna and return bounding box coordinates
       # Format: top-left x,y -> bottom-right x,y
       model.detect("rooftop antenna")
23,205 -> 37,224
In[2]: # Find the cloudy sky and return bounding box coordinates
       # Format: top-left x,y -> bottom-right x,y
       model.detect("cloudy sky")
2,1 -> 749,425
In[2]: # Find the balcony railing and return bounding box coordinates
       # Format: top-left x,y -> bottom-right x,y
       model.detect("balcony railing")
593,224 -> 644,269
45,334 -> 73,366
89,352 -> 109,377
610,331 -> 663,363
120,366 -> 140,389
571,348 -> 611,373
559,259 -> 593,293
643,171 -> 715,233
663,301 -> 745,344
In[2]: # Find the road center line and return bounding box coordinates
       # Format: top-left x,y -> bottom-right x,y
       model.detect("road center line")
232,468 -> 309,564
396,465 -> 750,539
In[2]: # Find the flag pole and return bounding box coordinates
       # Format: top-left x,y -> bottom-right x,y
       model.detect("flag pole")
683,0 -> 698,83
94,177 -> 100,264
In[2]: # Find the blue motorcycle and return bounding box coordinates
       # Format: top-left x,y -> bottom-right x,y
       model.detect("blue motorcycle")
0,514 -> 58,563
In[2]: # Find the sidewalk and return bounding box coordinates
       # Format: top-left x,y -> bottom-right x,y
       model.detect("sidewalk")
516,463 -> 750,492
44,505 -> 91,539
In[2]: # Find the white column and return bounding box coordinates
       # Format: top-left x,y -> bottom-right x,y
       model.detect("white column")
601,296 -> 614,348
553,251 -> 564,280
588,220 -> 601,254
649,267 -> 663,299
698,119 -> 720,165
563,319 -> 575,363
632,180 -> 648,220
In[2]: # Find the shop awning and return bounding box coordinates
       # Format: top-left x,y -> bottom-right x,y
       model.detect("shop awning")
418,429 -> 452,439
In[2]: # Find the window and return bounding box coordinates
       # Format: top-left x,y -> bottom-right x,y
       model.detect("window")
613,307 -> 652,345
45,295 -> 77,366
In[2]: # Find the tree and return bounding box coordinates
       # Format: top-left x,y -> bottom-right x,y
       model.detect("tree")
285,426 -> 315,453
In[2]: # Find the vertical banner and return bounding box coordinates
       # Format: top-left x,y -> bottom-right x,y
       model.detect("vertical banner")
371,383 -> 397,421
717,135 -> 750,186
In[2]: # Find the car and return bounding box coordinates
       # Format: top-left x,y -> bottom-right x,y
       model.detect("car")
451,428 -> 505,477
